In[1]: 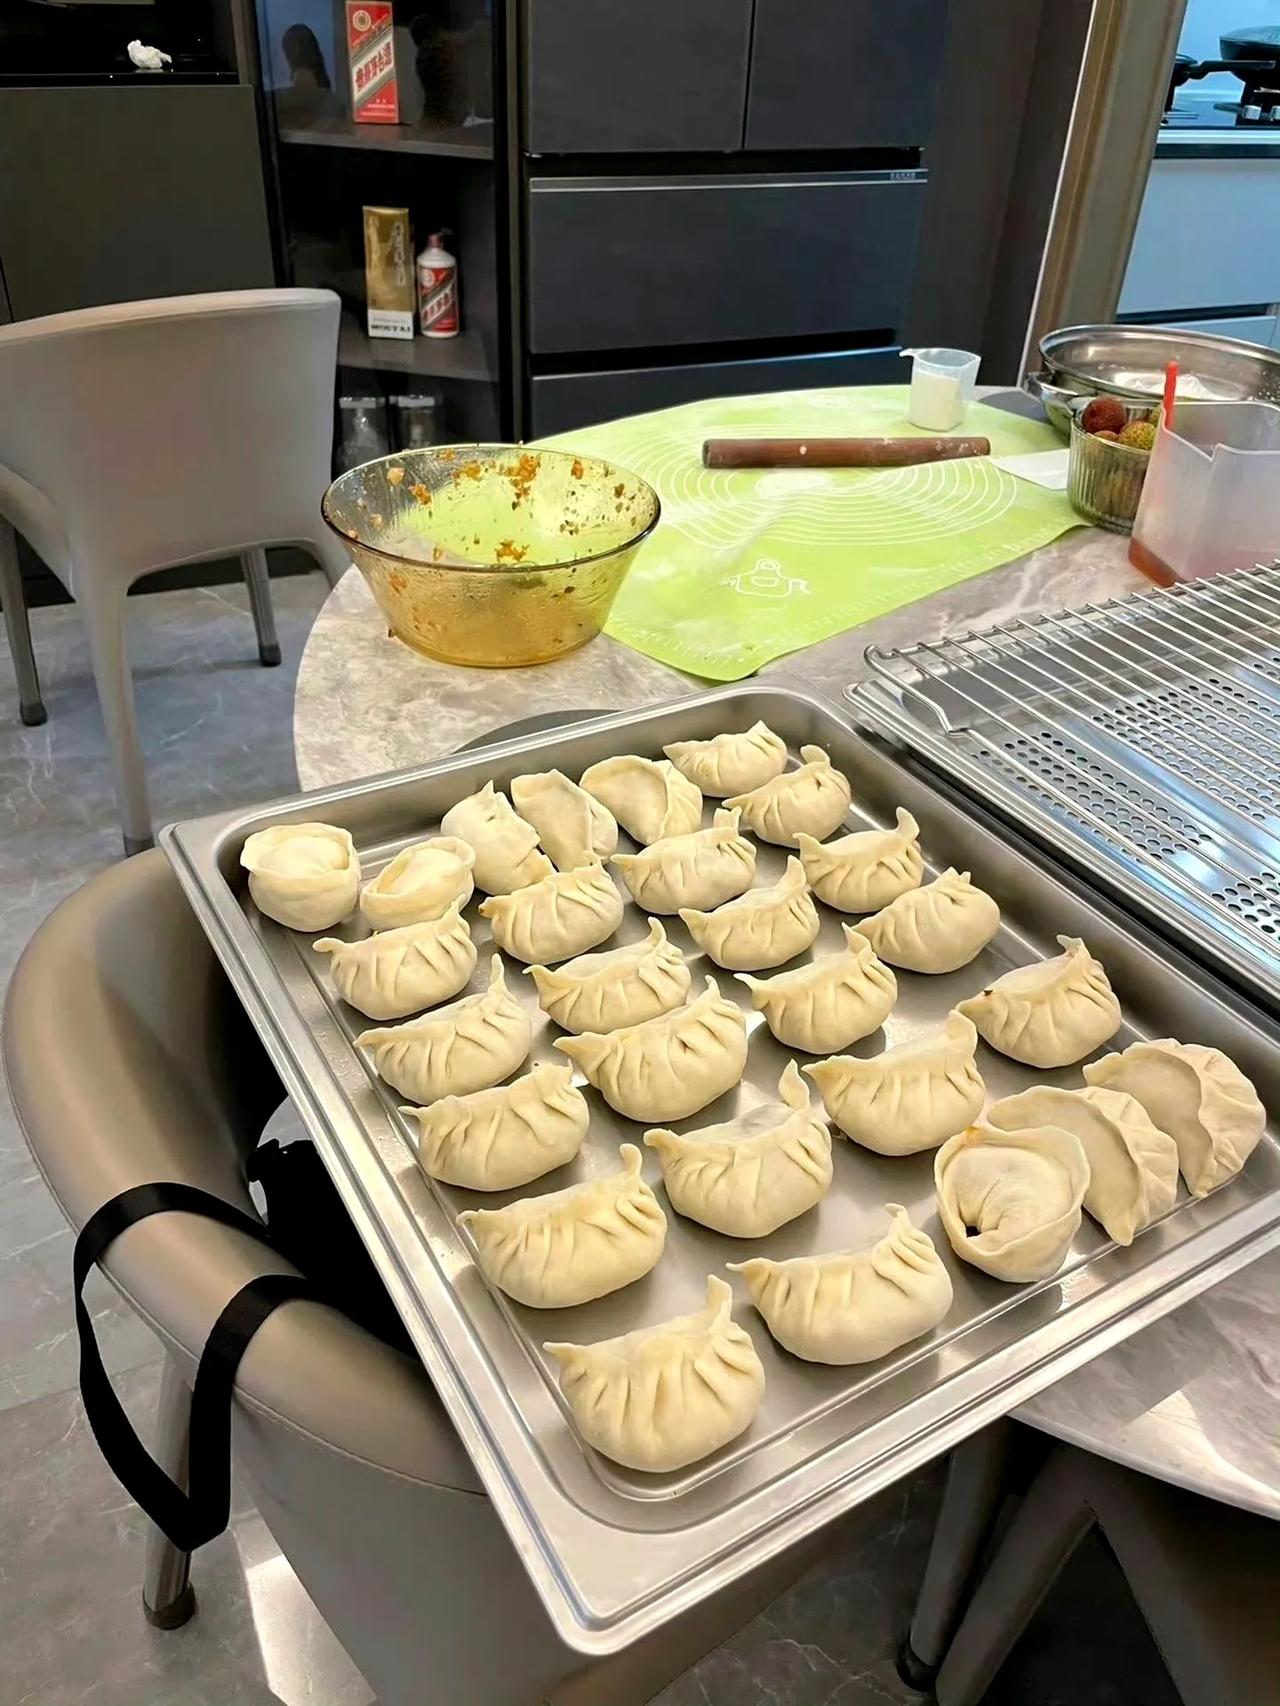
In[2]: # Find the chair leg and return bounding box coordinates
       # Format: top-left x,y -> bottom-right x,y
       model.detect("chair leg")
933,1446 -> 1096,1706
899,1421 -> 1012,1690
0,519 -> 47,726
81,584 -> 153,855
241,549 -> 281,667
142,1354 -> 197,1630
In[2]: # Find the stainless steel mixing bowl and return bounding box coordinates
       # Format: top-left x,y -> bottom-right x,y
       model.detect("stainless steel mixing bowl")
1027,323 -> 1280,437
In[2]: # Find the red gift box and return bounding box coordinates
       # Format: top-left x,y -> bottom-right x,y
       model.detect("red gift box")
347,3 -> 400,125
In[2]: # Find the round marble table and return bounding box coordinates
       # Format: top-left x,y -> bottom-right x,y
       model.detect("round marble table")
294,532 -> 1280,1521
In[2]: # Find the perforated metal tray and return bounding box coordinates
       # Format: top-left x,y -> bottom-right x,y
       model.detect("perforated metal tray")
851,561 -> 1280,1012
163,685 -> 1280,1653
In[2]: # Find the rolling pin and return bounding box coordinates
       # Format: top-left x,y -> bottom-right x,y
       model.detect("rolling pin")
702,436 -> 990,469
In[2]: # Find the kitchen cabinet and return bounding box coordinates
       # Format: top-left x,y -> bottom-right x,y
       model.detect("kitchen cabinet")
0,85 -> 273,319
1119,155 -> 1280,320
526,170 -> 926,354
745,0 -> 947,152
529,344 -> 902,435
523,0 -> 753,154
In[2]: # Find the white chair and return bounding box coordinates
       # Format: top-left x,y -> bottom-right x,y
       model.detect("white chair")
0,289 -> 351,853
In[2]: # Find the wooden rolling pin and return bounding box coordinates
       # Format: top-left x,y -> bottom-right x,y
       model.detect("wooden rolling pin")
702,435 -> 991,469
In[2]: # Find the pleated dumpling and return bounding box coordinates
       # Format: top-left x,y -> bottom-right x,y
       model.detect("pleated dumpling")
241,822 -> 360,932
804,1012 -> 983,1157
725,744 -> 852,847
440,780 -> 553,894
509,769 -> 618,871
737,924 -> 896,1053
730,1204 -> 953,1365
645,1062 -> 832,1238
356,956 -> 532,1104
796,809 -> 923,914
402,1061 -> 588,1191
959,936 -> 1121,1068
855,868 -> 1000,975
555,976 -> 748,1122
934,1121 -> 1089,1283
479,861 -> 623,965
526,918 -> 691,1034
987,1084 -> 1178,1245
314,901 -> 476,1020
545,1275 -> 765,1472
579,755 -> 702,845
663,721 -> 788,798
1084,1039 -> 1265,1198
459,1144 -> 666,1308
612,808 -> 756,914
680,856 -> 819,971
361,836 -> 476,928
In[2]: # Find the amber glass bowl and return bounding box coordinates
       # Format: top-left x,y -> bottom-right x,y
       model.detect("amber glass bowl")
322,444 -> 660,667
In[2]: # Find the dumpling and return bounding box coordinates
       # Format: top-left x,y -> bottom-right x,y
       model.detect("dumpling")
241,822 -> 359,931
796,809 -> 923,914
554,976 -> 748,1122
314,901 -> 476,1020
612,808 -> 756,915
725,744 -> 851,846
1083,1039 -> 1265,1198
663,721 -> 788,797
440,780 -> 553,894
478,861 -> 623,965
360,835 -> 476,928
958,935 -> 1121,1067
526,918 -> 691,1034
803,1011 -> 983,1155
578,755 -> 702,845
987,1084 -> 1178,1245
737,925 -> 897,1053
730,1204 -> 953,1364
855,868 -> 999,975
510,769 -> 618,871
679,857 -> 819,971
356,955 -> 532,1104
545,1275 -> 765,1472
645,1062 -> 832,1238
458,1144 -> 666,1308
934,1121 -> 1089,1283
402,1061 -> 588,1192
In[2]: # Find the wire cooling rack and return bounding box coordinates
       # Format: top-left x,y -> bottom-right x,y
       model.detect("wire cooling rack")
850,560 -> 1280,1006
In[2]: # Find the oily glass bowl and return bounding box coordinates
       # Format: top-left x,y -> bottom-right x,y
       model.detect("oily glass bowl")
323,444 -> 659,668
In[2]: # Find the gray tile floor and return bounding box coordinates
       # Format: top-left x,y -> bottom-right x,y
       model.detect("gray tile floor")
0,575 -> 1181,1706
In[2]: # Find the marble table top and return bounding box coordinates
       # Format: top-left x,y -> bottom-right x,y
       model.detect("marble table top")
293,530 -> 1280,1520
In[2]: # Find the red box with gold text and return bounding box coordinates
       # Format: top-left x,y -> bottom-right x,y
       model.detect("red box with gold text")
347,3 -> 399,124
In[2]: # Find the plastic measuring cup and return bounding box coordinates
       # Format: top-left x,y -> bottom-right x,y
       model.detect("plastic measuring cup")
900,347 -> 981,432
1130,400 -> 1280,584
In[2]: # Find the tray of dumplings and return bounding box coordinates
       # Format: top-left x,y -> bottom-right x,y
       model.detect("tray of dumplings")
162,683 -> 1280,1654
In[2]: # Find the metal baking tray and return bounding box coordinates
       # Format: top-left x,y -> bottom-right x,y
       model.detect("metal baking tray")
162,684 -> 1280,1654
847,561 -> 1280,1014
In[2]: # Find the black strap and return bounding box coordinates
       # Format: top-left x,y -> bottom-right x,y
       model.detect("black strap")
75,1181 -> 314,1553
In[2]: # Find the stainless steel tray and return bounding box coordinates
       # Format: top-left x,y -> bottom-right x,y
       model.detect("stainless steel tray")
848,561 -> 1280,1013
162,684 -> 1280,1654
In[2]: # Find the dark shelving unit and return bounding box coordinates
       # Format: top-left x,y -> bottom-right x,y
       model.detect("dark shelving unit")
255,0 -> 502,451
278,116 -> 493,158
338,317 -> 493,383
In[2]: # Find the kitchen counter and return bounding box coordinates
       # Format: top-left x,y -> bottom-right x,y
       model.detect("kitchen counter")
1155,127 -> 1280,160
293,532 -> 1280,1521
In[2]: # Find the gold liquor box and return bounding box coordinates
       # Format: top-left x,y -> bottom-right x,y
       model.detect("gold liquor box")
363,206 -> 414,340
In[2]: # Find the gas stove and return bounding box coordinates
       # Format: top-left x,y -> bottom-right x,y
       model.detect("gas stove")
1163,86 -> 1280,129
1164,27 -> 1280,128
